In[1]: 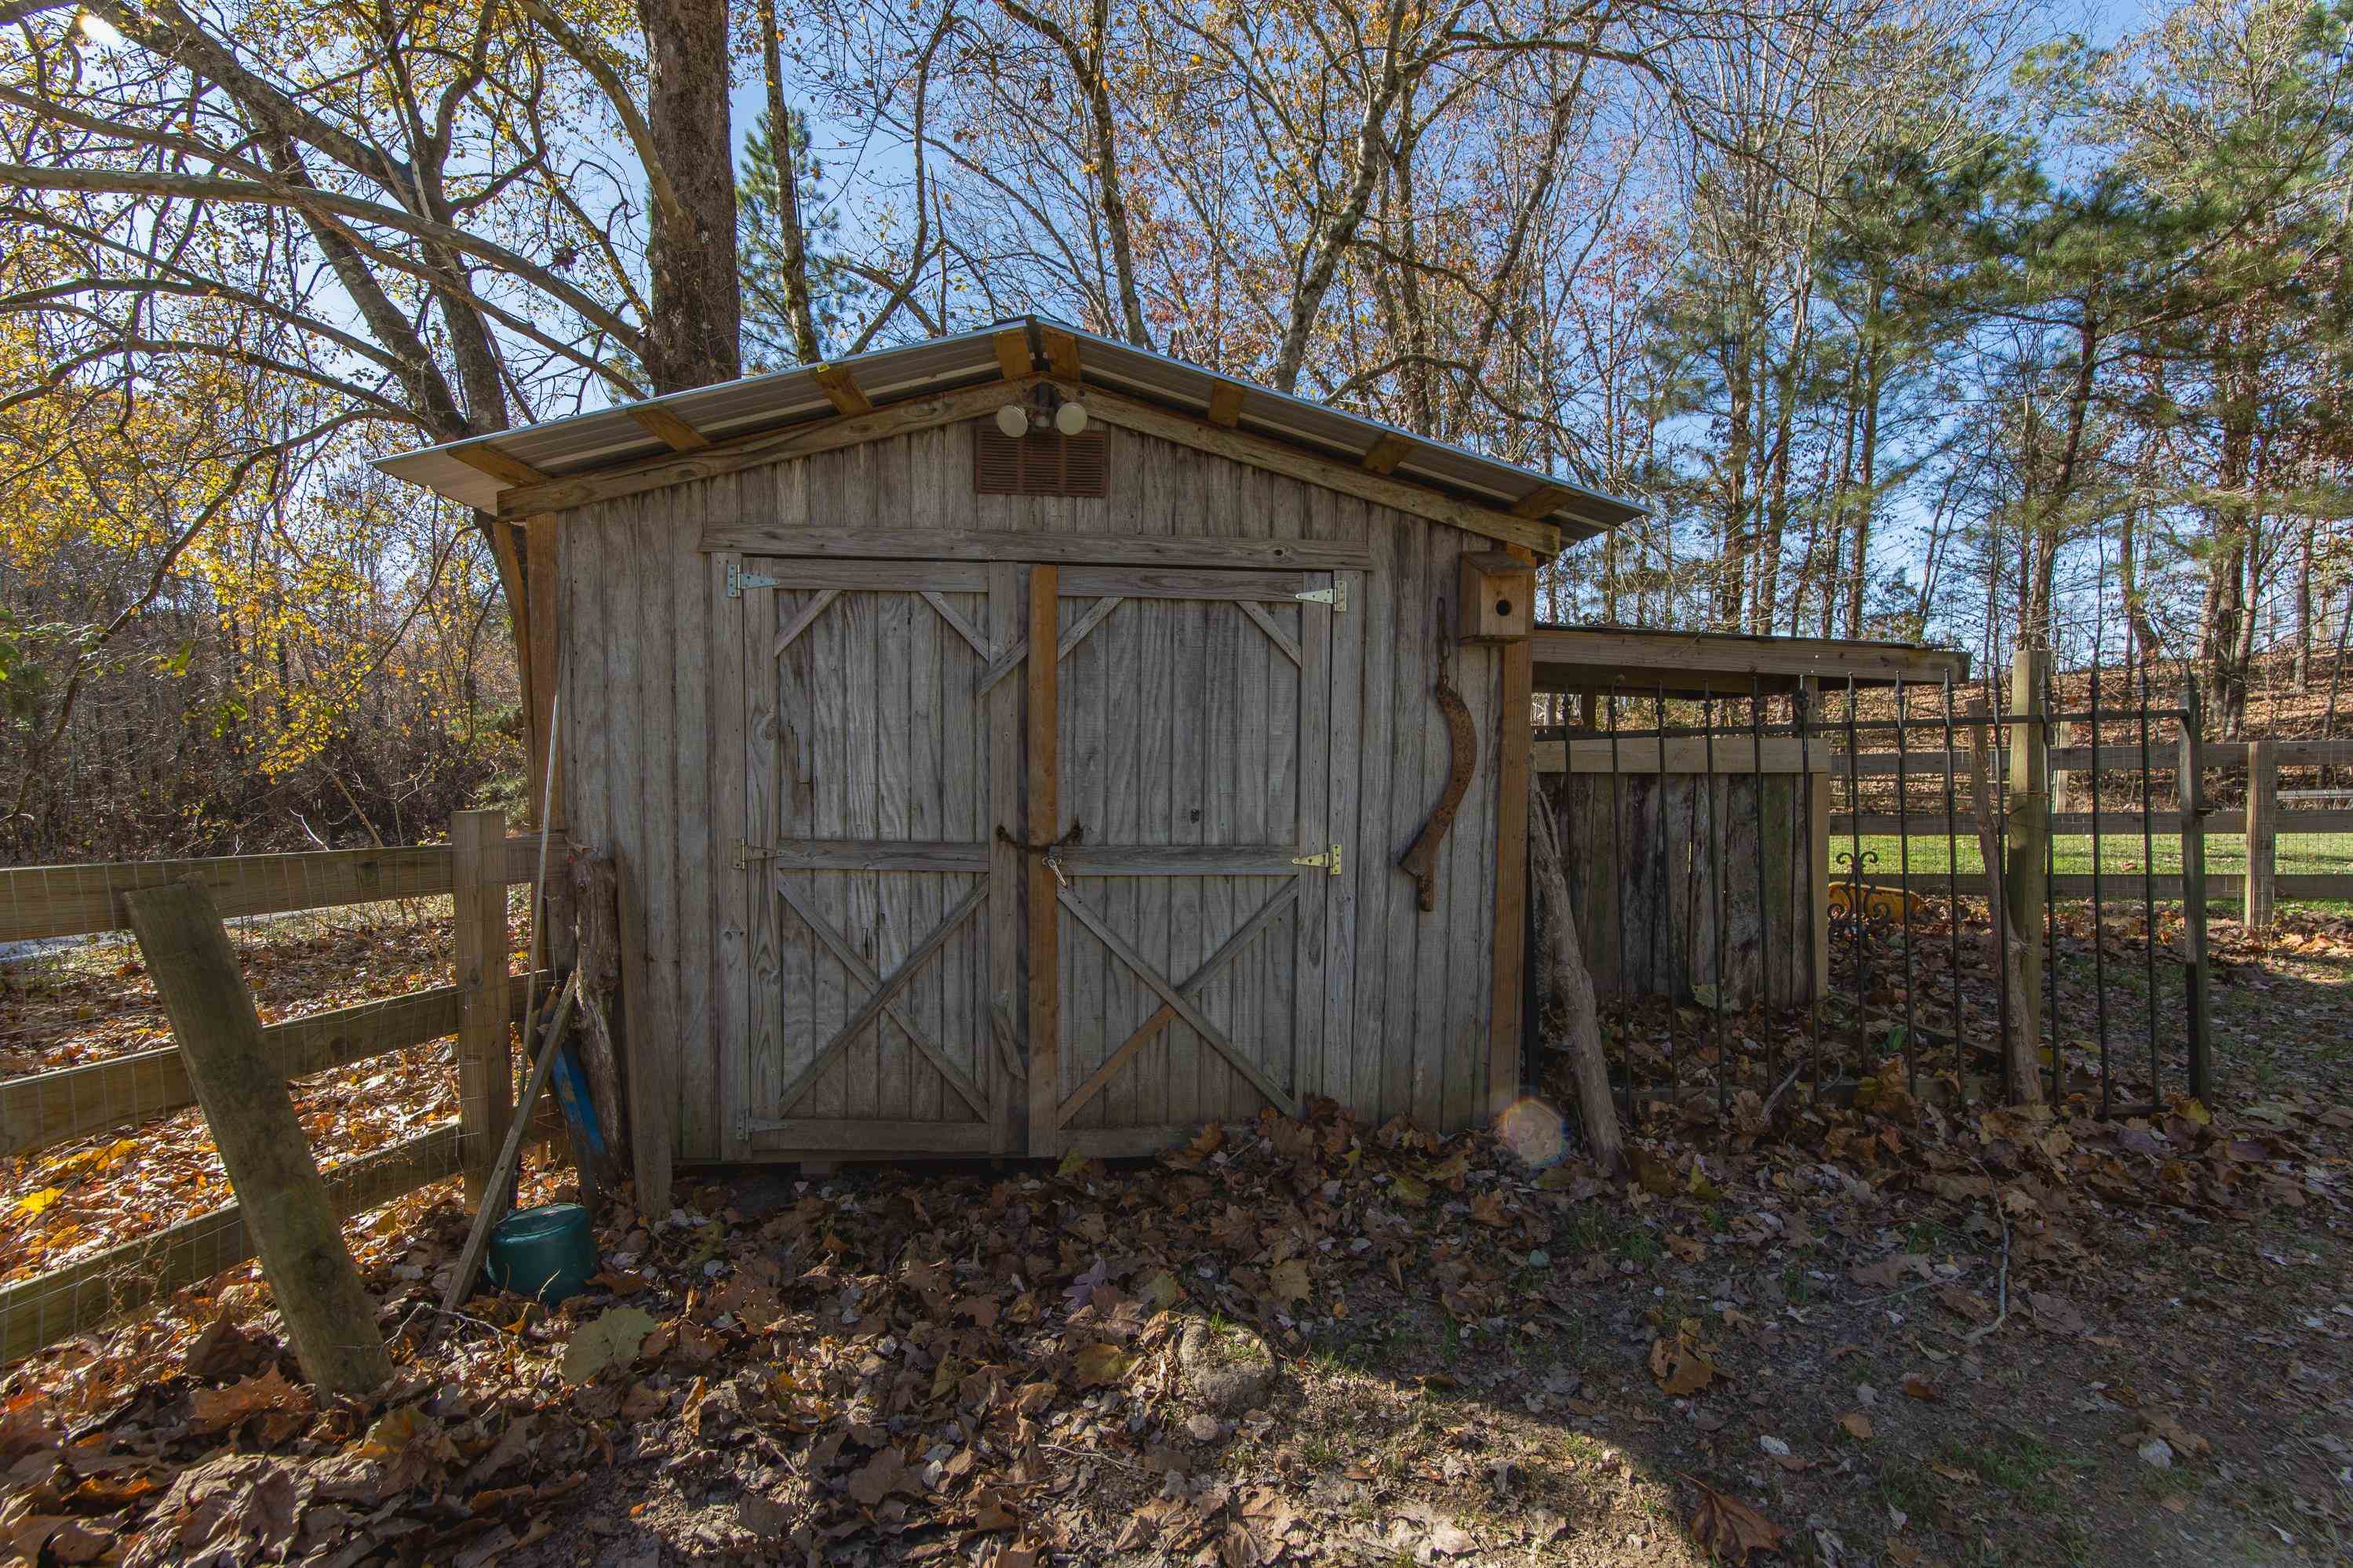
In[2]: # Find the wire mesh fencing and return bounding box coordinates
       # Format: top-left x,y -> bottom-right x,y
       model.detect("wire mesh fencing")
1536,668 -> 2234,1132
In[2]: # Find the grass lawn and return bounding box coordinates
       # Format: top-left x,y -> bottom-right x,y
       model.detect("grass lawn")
1837,830 -> 2353,880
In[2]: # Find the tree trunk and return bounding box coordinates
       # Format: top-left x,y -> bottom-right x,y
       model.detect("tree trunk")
1525,788 -> 1627,1174
638,0 -> 741,391
756,0 -> 821,362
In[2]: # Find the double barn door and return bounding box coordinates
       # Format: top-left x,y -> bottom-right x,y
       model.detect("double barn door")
732,556 -> 1339,1158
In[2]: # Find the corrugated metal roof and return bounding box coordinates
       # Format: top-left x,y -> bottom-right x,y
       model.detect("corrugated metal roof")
373,316 -> 1646,537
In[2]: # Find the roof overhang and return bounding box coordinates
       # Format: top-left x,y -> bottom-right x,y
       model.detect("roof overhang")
1532,624 -> 1970,697
373,318 -> 1645,554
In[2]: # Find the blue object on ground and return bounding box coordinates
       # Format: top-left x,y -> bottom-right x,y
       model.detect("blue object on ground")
483,1202 -> 596,1305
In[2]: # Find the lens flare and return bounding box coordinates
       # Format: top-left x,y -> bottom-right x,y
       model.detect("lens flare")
1495,1097 -> 1566,1168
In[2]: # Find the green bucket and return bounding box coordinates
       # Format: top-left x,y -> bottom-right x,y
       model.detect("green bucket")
483,1202 -> 596,1306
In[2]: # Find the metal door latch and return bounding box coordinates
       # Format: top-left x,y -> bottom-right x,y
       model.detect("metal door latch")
1291,843 -> 1342,875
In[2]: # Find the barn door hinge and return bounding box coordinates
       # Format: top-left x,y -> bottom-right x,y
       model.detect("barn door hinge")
735,839 -> 774,870
1295,582 -> 1346,612
1291,843 -> 1342,875
727,563 -> 780,597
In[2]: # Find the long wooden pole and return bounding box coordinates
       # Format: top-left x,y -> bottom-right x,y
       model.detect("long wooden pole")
438,973 -> 581,1325
1525,792 -> 1626,1173
124,879 -> 393,1397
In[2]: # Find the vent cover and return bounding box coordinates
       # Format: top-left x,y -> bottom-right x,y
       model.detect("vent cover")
974,425 -> 1109,497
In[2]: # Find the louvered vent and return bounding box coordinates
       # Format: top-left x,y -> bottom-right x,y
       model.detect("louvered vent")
974,426 -> 1109,497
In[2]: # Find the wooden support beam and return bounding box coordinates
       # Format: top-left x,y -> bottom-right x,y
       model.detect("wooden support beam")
495,379 -> 1033,517
2180,687 -> 2213,1098
1041,327 -> 1082,379
449,443 -> 550,488
1489,547 -> 1536,1120
1077,387 -> 1564,556
1510,484 -> 1572,518
2245,738 -> 2276,932
1205,384 -> 1245,427
810,363 -> 873,416
698,523 -> 1373,573
993,327 -> 1033,380
615,845 -> 672,1214
1026,564 -> 1061,1157
451,809 -> 514,1209
526,515 -> 563,831
123,879 -> 393,1397
625,402 -> 711,452
2004,650 -> 2049,1104
1361,433 -> 1413,475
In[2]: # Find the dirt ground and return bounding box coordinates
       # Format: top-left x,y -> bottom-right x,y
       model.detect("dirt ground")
2,908 -> 2349,1567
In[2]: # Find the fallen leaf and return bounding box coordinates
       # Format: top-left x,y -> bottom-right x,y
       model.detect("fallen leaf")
1648,1335 -> 1717,1396
847,1448 -> 919,1508
188,1367 -> 308,1433
1267,1260 -> 1311,1304
1839,1411 -> 1874,1441
1071,1342 -> 1132,1388
1900,1371 -> 1940,1402
1682,1474 -> 1783,1562
560,1306 -> 658,1384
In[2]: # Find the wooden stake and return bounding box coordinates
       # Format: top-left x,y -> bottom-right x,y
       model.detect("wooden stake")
124,880 -> 393,1398
1525,784 -> 1626,1174
2179,686 -> 2213,1098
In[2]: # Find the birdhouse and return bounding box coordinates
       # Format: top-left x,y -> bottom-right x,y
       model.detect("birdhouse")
1458,551 -> 1535,643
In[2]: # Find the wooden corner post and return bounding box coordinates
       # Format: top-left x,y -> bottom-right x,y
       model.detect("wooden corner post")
1488,544 -> 1537,1120
452,808 -> 514,1208
2004,649 -> 2049,1069
2179,686 -> 2213,1098
122,880 -> 394,1398
2244,737 -> 2276,933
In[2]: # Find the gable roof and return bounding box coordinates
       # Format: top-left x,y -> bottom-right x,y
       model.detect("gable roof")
373,318 -> 1645,549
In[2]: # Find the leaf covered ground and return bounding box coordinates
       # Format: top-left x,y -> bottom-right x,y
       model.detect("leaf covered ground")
2,907 -> 2351,1566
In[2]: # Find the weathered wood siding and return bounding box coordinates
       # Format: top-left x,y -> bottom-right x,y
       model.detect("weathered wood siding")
1546,770 -> 1816,1009
560,418 -> 1508,1159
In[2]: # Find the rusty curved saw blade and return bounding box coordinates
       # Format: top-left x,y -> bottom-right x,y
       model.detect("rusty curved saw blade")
1399,669 -> 1476,913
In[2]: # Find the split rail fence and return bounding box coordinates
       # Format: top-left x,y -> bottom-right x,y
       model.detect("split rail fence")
1826,734 -> 2353,913
0,809 -> 555,1364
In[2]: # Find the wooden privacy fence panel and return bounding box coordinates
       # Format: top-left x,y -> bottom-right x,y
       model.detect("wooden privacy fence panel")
1549,770 -> 1823,1010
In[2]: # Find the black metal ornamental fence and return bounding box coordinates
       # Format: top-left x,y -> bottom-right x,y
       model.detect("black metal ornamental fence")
1534,662 -> 2220,1125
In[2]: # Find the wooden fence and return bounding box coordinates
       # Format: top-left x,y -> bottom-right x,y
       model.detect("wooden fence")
1824,734 -> 2353,912
0,811 -> 557,1364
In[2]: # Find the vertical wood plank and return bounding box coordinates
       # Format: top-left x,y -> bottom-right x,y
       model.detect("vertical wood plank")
637,493 -> 683,1163
673,482 -> 716,1159
989,563 -> 1023,1154
450,806 -> 512,1209
526,515 -> 563,832
1349,506 -> 1399,1118
123,881 -> 392,1396
711,542 -> 749,1158
2178,686 -> 2213,1097
1027,563 -> 1062,1155
1293,580 -> 1331,1107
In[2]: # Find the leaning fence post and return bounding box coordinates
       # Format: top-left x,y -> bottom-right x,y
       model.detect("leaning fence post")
2005,649 -> 2050,1069
2244,738 -> 2276,933
452,808 -> 514,1209
122,880 -> 393,1398
2178,688 -> 2213,1099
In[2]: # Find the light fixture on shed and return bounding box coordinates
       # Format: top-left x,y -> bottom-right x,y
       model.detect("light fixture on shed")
997,384 -> 1088,439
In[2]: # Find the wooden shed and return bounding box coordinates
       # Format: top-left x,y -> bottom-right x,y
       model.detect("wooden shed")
379,318 -> 1645,1172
